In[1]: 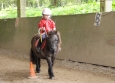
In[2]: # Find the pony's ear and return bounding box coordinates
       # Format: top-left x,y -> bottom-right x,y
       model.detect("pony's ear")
55,30 -> 58,34
47,31 -> 52,37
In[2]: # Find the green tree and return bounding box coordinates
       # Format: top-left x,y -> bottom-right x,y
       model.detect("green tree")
50,0 -> 60,6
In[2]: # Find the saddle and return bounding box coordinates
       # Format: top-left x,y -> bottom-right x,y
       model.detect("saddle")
35,38 -> 46,52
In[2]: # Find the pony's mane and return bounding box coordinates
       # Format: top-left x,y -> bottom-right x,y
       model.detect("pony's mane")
47,30 -> 61,45
48,31 -> 57,35
48,31 -> 57,36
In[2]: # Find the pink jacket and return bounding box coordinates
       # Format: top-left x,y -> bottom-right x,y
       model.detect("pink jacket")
38,18 -> 56,33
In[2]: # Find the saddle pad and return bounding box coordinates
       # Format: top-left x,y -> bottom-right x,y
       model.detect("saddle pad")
35,39 -> 46,50
35,39 -> 39,47
41,40 -> 46,50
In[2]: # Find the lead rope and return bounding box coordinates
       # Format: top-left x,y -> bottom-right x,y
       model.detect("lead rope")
38,28 -> 47,58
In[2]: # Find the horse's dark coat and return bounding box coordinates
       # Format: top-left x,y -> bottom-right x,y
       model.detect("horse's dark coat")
30,31 -> 59,79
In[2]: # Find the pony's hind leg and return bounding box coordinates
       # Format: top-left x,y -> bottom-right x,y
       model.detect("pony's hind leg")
36,58 -> 41,73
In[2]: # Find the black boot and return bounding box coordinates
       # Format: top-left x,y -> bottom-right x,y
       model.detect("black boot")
37,47 -> 41,52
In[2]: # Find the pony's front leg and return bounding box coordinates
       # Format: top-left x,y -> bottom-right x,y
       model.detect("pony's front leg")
36,58 -> 41,73
51,55 -> 56,66
47,57 -> 54,79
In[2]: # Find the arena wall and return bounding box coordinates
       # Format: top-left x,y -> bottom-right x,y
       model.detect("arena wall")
0,12 -> 115,67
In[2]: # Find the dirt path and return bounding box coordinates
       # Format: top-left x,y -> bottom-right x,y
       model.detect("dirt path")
0,49 -> 115,83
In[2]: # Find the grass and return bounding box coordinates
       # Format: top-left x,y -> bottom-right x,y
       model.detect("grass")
0,2 -> 115,19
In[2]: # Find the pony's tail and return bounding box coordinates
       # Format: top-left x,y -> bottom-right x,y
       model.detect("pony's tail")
30,48 -> 36,64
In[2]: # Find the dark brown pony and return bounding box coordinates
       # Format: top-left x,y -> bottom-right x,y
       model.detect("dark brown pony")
30,31 -> 60,79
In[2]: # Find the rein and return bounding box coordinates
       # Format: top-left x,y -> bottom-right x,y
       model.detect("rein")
41,51 -> 46,58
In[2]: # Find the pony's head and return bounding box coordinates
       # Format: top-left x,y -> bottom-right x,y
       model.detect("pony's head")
47,31 -> 59,54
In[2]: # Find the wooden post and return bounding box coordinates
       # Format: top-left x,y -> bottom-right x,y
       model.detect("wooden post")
100,0 -> 112,12
17,0 -> 26,17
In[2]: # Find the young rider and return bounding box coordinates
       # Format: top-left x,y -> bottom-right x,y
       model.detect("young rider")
38,8 -> 61,52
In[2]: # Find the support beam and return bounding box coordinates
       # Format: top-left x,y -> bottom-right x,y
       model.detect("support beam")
105,0 -> 112,12
100,0 -> 112,12
17,0 -> 26,17
100,0 -> 105,12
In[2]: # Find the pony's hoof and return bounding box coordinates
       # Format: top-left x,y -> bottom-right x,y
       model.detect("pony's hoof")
36,70 -> 41,73
49,76 -> 55,80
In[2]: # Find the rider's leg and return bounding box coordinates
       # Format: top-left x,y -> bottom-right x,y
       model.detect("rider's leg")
37,33 -> 46,52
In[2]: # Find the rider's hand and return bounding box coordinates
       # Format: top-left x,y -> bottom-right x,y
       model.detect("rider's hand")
39,27 -> 44,32
41,27 -> 45,31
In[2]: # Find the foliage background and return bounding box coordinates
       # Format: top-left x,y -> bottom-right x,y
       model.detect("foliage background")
0,0 -> 115,18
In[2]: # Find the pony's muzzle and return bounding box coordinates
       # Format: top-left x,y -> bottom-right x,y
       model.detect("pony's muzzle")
50,48 -> 55,54
50,47 -> 57,54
